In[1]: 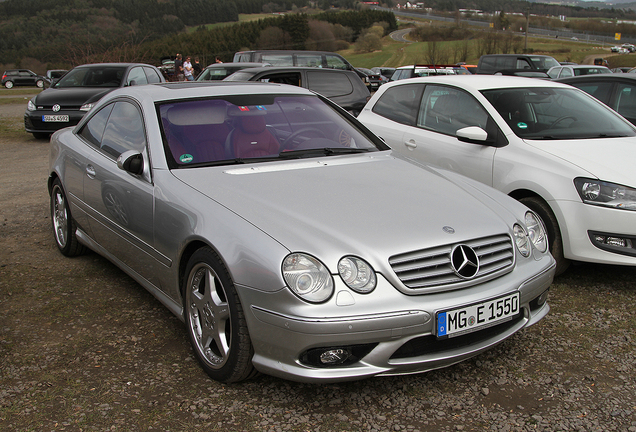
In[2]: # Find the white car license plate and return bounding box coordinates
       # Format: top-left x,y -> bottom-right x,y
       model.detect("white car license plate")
42,115 -> 69,122
437,292 -> 519,338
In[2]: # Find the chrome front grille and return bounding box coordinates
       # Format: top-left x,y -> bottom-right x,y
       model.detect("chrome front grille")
389,234 -> 514,290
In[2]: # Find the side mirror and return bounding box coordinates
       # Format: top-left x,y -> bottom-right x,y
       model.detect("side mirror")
456,126 -> 489,144
117,150 -> 144,175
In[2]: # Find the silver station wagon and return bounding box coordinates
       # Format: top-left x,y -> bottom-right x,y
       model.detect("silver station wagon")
48,82 -> 555,383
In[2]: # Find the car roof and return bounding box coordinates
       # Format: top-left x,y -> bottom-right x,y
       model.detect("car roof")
226,66 -> 357,75
73,63 -> 156,69
556,72 -> 636,82
382,75 -> 574,91
203,62 -> 267,69
102,81 -> 317,104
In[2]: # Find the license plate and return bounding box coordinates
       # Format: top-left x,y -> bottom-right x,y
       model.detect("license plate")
42,115 -> 69,122
437,292 -> 519,338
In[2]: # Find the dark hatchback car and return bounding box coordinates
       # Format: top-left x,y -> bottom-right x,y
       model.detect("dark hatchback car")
2,69 -> 48,89
557,73 -> 636,125
25,63 -> 164,139
224,66 -> 371,116
355,67 -> 383,91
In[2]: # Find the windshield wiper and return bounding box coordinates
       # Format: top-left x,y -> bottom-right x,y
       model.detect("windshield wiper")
278,147 -> 374,159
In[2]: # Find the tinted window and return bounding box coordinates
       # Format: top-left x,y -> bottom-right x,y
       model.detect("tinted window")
127,67 -> 148,86
79,104 -> 115,148
255,72 -> 301,86
418,85 -> 489,136
100,102 -> 146,158
372,84 -> 423,125
560,68 -> 573,78
548,67 -> 562,79
307,71 -> 353,97
615,82 -> 636,121
560,81 -> 613,105
516,58 -> 532,69
55,67 -> 126,88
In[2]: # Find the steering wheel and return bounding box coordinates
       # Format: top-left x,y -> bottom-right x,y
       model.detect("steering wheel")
284,127 -> 328,149
549,116 -> 577,129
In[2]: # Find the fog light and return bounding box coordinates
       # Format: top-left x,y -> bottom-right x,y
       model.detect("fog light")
594,235 -> 632,248
537,289 -> 549,306
320,348 -> 351,365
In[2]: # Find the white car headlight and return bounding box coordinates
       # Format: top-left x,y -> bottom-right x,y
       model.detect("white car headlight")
525,211 -> 548,253
513,223 -> 531,257
338,256 -> 376,293
282,253 -> 334,303
80,103 -> 95,112
575,178 -> 636,211
27,99 -> 36,111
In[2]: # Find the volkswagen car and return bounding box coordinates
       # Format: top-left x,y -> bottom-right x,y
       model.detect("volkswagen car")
25,63 -> 164,139
49,81 -> 554,383
358,75 -> 636,275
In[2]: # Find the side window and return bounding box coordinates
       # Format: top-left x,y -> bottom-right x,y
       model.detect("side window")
560,67 -> 573,78
516,58 -> 532,69
100,101 -> 146,158
307,71 -> 353,97
325,54 -> 348,70
261,54 -> 293,66
418,85 -> 489,136
257,72 -> 301,86
79,103 -> 115,148
296,54 -> 322,68
547,67 -> 562,79
127,67 -> 148,86
615,83 -> 636,119
568,81 -> 613,105
372,84 -> 423,125
144,67 -> 162,83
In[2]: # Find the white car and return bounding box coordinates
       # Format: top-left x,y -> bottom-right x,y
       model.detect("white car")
547,64 -> 611,79
358,75 -> 636,275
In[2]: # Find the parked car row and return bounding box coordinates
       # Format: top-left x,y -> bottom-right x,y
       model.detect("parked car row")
19,50 -> 636,385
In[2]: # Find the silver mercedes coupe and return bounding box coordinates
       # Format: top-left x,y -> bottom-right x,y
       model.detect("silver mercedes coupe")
48,82 -> 555,383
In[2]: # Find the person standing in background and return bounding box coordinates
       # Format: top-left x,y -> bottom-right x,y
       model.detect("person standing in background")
174,53 -> 184,81
193,57 -> 202,79
183,57 -> 194,81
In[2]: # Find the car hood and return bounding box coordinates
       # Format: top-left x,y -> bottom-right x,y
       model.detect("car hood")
526,137 -> 636,185
34,87 -> 116,105
171,153 -> 519,267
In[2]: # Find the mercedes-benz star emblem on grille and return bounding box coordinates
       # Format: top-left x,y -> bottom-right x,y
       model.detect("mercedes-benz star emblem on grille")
52,104 -> 61,112
450,245 -> 479,279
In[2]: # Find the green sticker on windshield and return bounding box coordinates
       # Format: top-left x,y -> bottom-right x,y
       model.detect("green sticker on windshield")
517,122 -> 528,129
180,154 -> 193,163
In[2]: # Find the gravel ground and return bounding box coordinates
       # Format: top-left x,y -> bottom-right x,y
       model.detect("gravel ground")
1,98 -> 635,431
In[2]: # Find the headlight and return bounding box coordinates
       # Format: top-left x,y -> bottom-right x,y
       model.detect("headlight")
27,99 -> 36,111
338,256 -> 376,293
282,253 -> 334,303
574,178 -> 636,211
80,103 -> 95,112
525,211 -> 548,253
513,223 -> 531,257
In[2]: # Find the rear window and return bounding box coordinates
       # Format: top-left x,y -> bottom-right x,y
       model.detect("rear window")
307,71 -> 353,97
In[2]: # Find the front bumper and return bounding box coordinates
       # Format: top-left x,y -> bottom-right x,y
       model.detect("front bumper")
556,199 -> 636,265
24,110 -> 85,134
239,254 -> 555,383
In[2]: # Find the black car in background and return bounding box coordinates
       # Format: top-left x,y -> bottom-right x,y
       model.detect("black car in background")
2,69 -> 48,89
25,63 -> 164,139
557,73 -> 636,125
224,66 -> 370,117
355,67 -> 383,91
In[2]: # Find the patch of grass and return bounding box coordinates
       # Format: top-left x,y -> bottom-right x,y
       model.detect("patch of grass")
0,88 -> 43,96
0,117 -> 25,140
0,97 -> 29,105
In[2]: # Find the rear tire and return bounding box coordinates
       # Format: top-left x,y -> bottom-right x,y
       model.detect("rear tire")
520,196 -> 570,276
183,247 -> 256,383
36,79 -> 44,88
4,81 -> 13,89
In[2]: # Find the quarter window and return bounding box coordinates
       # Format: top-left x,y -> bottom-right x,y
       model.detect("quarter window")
127,67 -> 148,86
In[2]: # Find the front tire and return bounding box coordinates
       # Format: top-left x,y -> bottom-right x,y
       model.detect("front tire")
36,79 -> 44,88
50,178 -> 86,256
183,247 -> 256,383
4,81 -> 13,89
520,196 -> 570,276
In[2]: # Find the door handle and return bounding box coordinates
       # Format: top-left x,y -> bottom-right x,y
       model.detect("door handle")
404,140 -> 417,149
86,164 -> 96,179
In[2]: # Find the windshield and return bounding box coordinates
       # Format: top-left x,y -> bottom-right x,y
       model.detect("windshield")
482,87 -> 636,140
197,67 -> 243,81
159,94 -> 386,168
223,71 -> 255,82
53,67 -> 126,88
